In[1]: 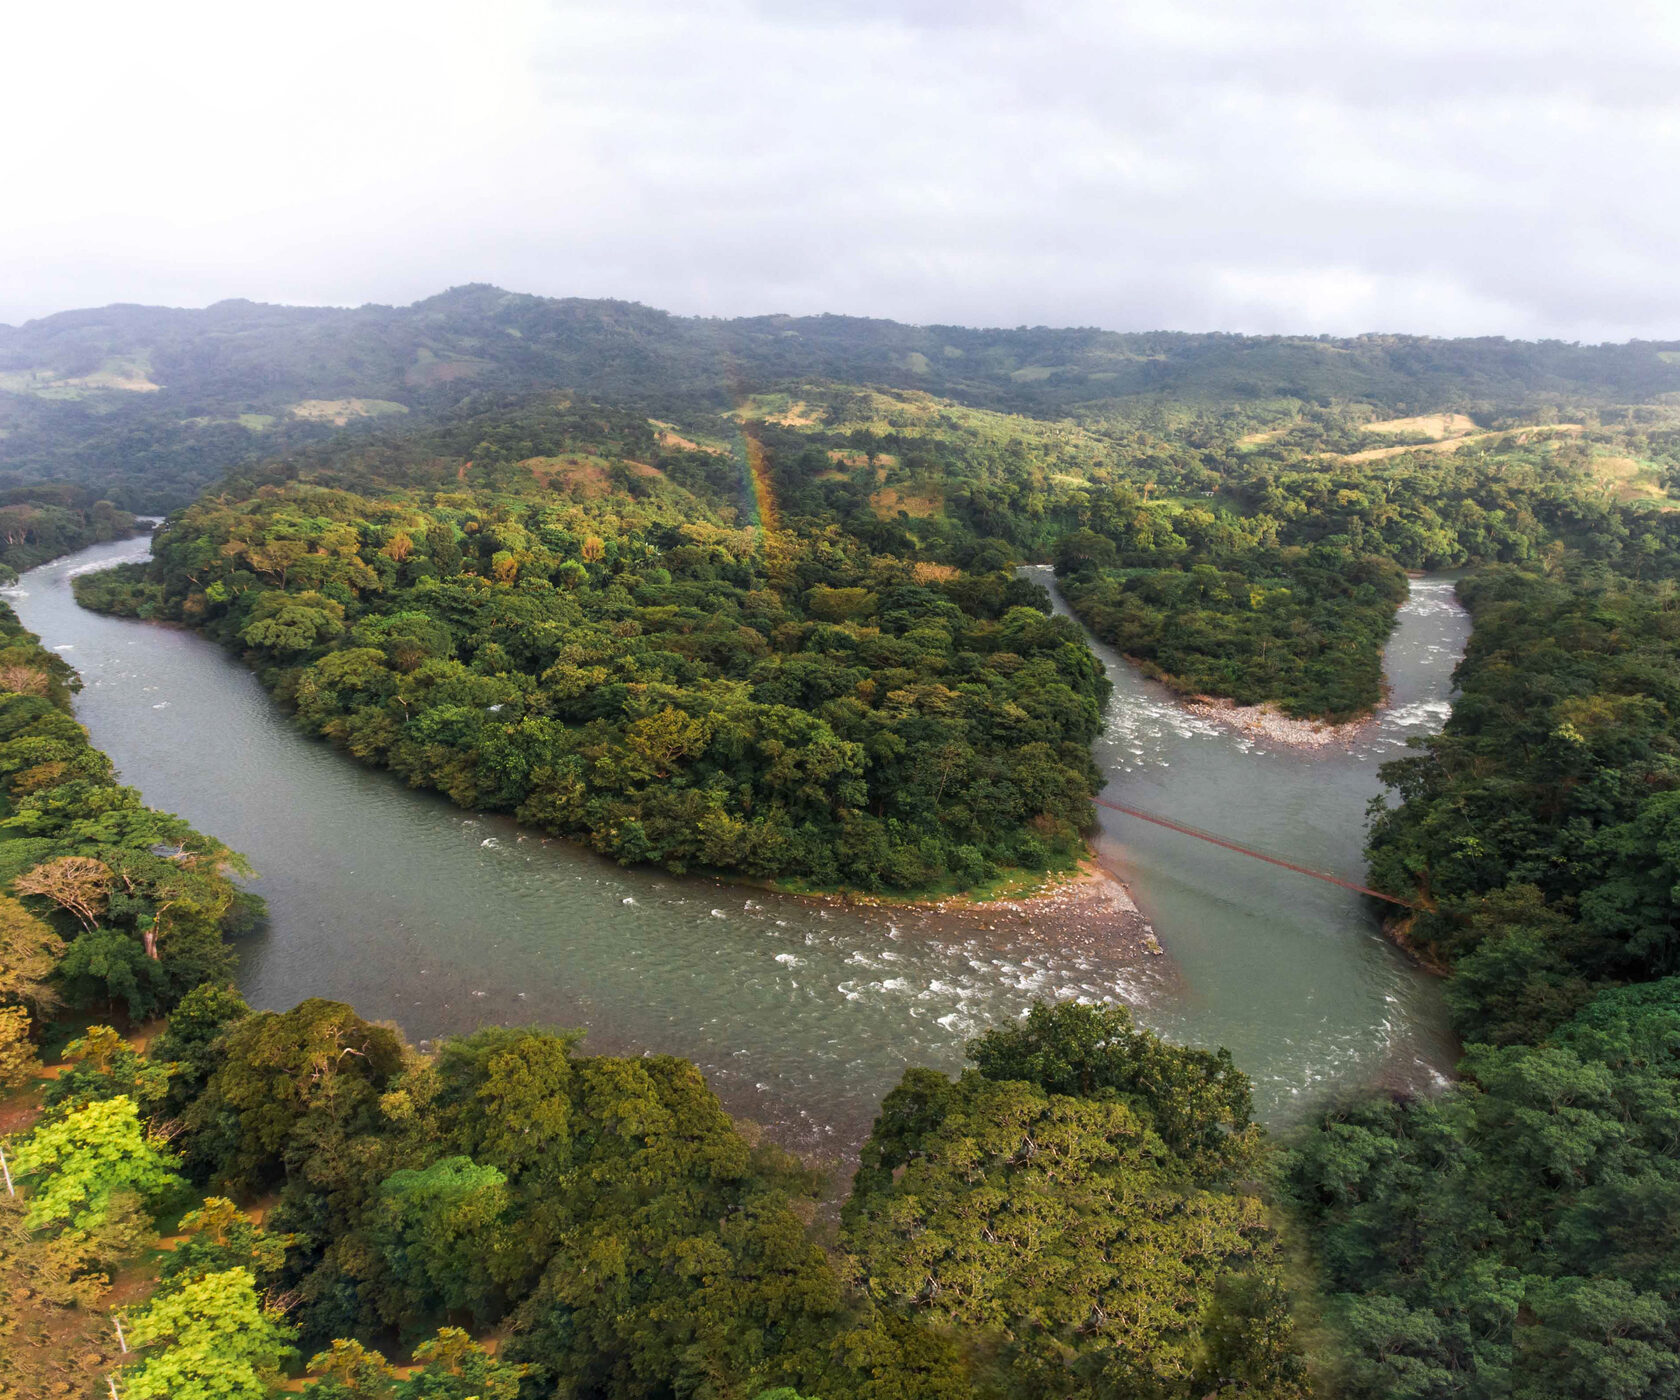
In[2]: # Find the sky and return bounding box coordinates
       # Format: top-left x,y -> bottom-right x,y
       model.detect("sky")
6,0 -> 1680,340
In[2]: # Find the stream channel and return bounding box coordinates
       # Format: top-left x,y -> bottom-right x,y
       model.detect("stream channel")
6,539 -> 1467,1159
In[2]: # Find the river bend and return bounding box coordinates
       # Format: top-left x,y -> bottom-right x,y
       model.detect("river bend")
6,541 -> 1465,1156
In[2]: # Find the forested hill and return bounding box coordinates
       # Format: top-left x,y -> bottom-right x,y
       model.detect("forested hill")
7,283 -> 1680,507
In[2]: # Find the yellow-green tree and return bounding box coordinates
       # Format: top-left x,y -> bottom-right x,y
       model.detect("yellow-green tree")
124,1267 -> 297,1400
11,1095 -> 183,1231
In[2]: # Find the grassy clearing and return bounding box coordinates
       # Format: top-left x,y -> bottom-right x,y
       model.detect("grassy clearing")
654,425 -> 732,454
870,485 -> 942,518
403,345 -> 491,387
0,355 -> 160,398
1340,422 -> 1584,463
1586,451 -> 1678,506
520,452 -> 645,496
732,393 -> 822,427
1362,411 -> 1479,440
287,398 -> 410,425
66,354 -> 160,393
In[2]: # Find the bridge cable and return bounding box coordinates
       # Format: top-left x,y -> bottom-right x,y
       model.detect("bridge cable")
1091,796 -> 1420,910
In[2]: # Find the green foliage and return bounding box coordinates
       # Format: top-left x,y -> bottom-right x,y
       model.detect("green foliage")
1286,984 -> 1680,1398
750,386 -> 1680,723
497,1049 -> 843,1399
397,1328 -> 529,1400
0,486 -> 136,575
0,891 -> 62,1017
1288,551 -> 1680,1396
964,999 -> 1259,1177
0,1004 -> 39,1087
1060,545 -> 1408,720
159,1196 -> 292,1287
158,1012 -> 856,1396
1367,565 -> 1680,1002
41,1023 -> 171,1116
372,1156 -> 511,1326
85,416 -> 1109,894
300,1329 -> 531,1400
431,1025 -> 577,1173
0,597 -> 245,1023
122,1266 -> 297,1400
182,997 -> 407,1194
843,1010 -> 1303,1400
303,1338 -> 400,1398
26,297 -> 1680,1400
146,981 -> 252,1113
11,284 -> 1680,509
11,1094 -> 183,1230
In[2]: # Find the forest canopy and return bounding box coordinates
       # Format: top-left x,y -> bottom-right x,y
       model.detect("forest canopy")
75,398 -> 1112,895
11,310 -> 1680,1395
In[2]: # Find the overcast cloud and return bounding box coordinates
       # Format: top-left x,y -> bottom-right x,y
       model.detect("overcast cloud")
5,0 -> 1680,339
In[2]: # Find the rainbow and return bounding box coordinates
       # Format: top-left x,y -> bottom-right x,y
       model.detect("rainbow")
741,426 -> 778,535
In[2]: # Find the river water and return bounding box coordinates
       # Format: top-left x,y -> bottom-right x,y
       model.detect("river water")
6,540 -> 1466,1157
1025,566 -> 1465,1109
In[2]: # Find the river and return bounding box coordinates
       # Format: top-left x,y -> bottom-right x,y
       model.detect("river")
6,539 -> 1465,1158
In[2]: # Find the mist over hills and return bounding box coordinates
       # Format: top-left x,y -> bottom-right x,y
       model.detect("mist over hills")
4,282 -> 1680,508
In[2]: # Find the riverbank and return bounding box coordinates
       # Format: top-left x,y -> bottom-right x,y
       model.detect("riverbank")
1181,695 -> 1375,749
792,861 -> 1168,961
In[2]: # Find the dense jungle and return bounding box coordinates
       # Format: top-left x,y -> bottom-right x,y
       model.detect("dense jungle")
4,290 -> 1680,1397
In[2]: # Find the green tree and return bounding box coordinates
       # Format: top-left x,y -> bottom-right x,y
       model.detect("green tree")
182,998 -> 406,1193
159,1196 -> 291,1286
42,1023 -> 172,1116
965,999 -> 1260,1177
240,590 -> 346,655
302,1338 -> 399,1398
123,1266 -> 297,1400
373,1156 -> 512,1326
11,1095 -> 183,1230
0,1005 -> 39,1088
505,1052 -> 842,1400
843,1066 -> 1298,1399
0,890 -> 63,1016
395,1327 -> 528,1400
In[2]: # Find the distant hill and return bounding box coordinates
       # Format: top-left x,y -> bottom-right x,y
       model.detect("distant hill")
4,283 -> 1680,508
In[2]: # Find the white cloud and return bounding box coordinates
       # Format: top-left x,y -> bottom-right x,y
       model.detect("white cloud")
3,0 -> 1678,339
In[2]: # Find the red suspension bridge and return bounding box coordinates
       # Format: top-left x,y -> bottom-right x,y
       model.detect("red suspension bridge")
1091,795 -> 1422,910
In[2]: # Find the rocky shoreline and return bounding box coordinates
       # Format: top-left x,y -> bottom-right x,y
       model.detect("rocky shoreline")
813,862 -> 1168,963
1182,695 -> 1374,749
